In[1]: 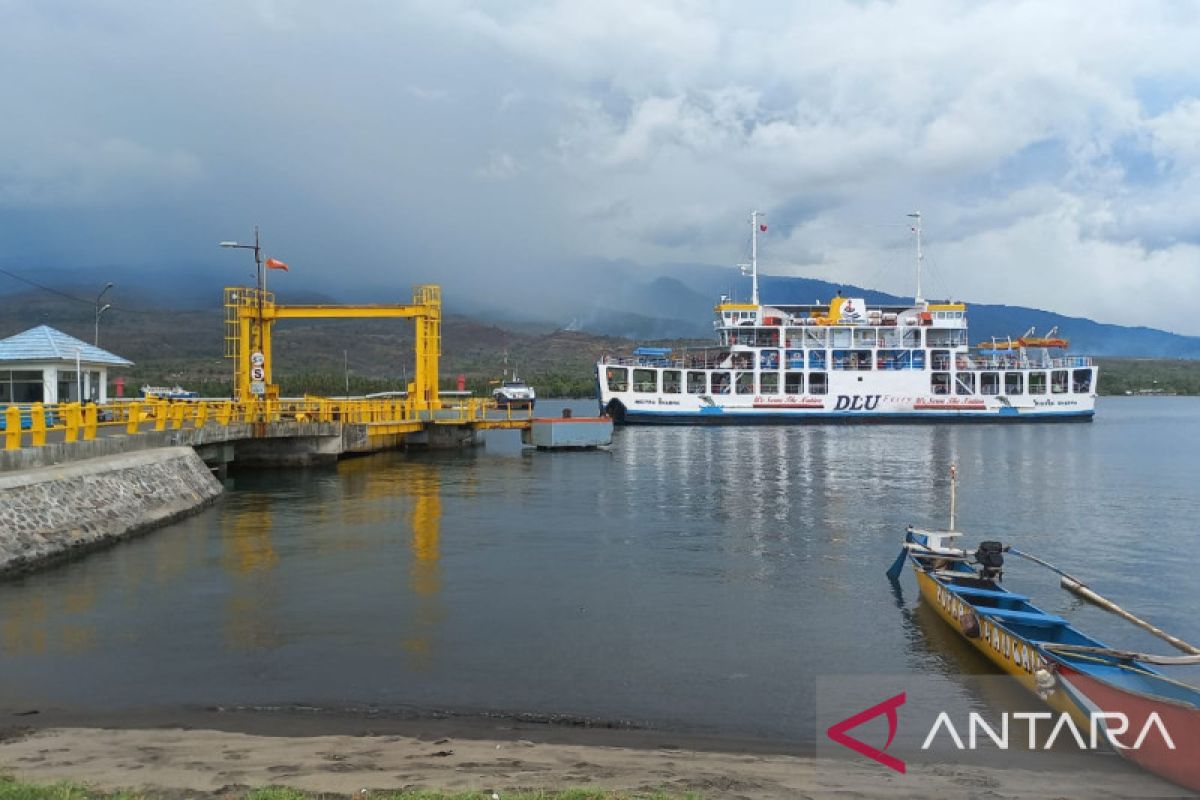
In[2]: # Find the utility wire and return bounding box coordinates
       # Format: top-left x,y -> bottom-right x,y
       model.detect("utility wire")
0,266 -> 185,316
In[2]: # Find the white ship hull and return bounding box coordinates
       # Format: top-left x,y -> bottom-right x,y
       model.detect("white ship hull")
596,362 -> 1096,424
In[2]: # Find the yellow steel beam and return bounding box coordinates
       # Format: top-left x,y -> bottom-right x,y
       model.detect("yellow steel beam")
268,305 -> 426,319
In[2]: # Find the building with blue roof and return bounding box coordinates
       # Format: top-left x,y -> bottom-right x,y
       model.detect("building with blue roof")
0,325 -> 133,404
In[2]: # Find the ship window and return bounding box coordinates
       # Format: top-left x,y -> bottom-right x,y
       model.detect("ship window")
902,329 -> 921,347
785,372 -> 804,393
736,371 -> 755,394
931,372 -> 950,395
662,370 -> 681,394
687,371 -> 707,393
633,369 -> 657,393
760,372 -> 780,394
931,349 -> 950,370
831,328 -> 852,347
879,328 -> 901,347
877,349 -> 906,370
926,329 -> 950,347
1029,372 -> 1047,394
1005,372 -> 1023,395
854,328 -> 877,347
1051,370 -> 1068,394
605,367 -> 628,392
755,329 -> 780,347
980,372 -> 999,395
785,349 -> 804,368
833,350 -> 872,370
1073,369 -> 1092,393
912,350 -> 926,370
808,350 -> 827,369
956,372 -> 976,395
803,328 -> 827,347
809,372 -> 828,394
712,371 -> 731,394
759,349 -> 780,370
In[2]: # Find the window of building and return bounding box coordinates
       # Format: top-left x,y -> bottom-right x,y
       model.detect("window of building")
57,370 -> 79,403
956,372 -> 976,395
662,370 -> 681,394
981,372 -> 999,395
606,367 -> 628,392
686,371 -> 707,393
760,372 -> 779,394
1029,372 -> 1047,394
1004,372 -> 1023,395
11,370 -> 44,403
1051,370 -> 1068,394
784,372 -> 804,394
808,372 -> 828,394
632,369 -> 657,393
736,371 -> 755,394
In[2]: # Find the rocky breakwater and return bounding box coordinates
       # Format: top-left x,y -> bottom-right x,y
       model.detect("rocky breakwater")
0,446 -> 222,575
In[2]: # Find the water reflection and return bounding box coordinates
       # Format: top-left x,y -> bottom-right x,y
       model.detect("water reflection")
221,497 -> 280,650
0,399 -> 1194,739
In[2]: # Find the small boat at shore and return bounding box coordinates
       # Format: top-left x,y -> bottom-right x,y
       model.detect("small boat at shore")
889,470 -> 1200,791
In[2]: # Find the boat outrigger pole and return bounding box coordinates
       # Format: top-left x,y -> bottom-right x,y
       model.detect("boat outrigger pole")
1005,546 -> 1200,656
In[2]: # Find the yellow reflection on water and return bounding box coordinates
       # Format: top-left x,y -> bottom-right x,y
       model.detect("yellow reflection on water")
400,460 -> 445,670
221,498 -> 281,650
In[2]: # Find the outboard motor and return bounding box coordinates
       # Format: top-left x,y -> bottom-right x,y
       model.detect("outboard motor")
975,541 -> 1005,582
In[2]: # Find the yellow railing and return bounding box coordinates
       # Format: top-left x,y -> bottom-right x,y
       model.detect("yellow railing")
1,395 -> 531,451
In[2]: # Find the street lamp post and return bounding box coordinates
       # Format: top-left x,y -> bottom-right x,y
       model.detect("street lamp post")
220,227 -> 266,400
94,282 -> 114,346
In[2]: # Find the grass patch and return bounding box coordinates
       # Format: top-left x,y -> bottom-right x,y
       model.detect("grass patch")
0,778 -> 697,800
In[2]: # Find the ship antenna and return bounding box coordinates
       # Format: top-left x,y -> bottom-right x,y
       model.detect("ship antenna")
737,210 -> 763,306
907,211 -> 924,305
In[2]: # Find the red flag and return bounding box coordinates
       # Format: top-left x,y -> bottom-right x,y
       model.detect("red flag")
265,257 -> 289,271
759,224 -> 768,232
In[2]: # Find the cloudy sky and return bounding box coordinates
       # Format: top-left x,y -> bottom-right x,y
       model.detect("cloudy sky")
2,1 -> 1199,332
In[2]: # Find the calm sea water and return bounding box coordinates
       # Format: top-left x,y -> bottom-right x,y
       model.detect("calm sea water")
1,397 -> 1197,743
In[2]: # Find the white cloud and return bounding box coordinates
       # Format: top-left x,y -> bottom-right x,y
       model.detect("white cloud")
2,0 -> 1199,332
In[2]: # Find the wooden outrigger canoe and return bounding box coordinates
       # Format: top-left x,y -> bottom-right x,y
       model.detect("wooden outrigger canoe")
898,525 -> 1200,791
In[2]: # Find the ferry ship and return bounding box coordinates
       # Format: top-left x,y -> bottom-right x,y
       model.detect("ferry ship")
596,212 -> 1096,424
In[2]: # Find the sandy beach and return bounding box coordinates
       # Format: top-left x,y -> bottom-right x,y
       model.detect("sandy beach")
0,721 -> 1187,799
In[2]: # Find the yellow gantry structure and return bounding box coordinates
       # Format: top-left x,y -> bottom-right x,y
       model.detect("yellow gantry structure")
224,285 -> 442,407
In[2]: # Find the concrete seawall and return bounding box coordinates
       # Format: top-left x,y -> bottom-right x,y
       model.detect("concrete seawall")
0,447 -> 222,576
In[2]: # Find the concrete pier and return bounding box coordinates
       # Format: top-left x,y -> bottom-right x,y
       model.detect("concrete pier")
0,447 -> 222,576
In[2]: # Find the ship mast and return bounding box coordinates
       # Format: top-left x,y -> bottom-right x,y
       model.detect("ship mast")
739,210 -> 763,306
908,211 -> 924,305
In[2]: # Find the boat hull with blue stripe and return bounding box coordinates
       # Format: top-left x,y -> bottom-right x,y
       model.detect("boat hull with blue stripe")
903,528 -> 1200,791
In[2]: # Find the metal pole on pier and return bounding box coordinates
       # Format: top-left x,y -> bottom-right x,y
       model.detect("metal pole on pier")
949,463 -> 957,531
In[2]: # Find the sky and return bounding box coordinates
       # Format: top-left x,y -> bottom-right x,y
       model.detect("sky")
1,1 -> 1199,332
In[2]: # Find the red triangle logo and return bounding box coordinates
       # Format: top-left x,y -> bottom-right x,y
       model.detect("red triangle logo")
826,692 -> 906,773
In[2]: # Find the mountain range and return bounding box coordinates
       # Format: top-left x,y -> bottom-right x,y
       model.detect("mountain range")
3,261 -> 1199,359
